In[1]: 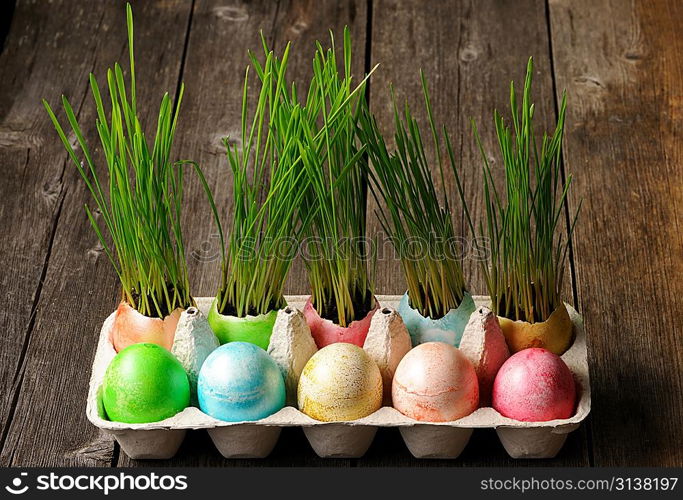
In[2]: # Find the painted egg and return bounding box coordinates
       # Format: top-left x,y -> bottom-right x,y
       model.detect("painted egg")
392,342 -> 479,422
492,347 -> 576,421
102,343 -> 190,423
198,342 -> 285,422
298,343 -> 382,421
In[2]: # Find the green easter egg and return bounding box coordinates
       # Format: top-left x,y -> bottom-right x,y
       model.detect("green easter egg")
207,298 -> 277,350
102,343 -> 190,423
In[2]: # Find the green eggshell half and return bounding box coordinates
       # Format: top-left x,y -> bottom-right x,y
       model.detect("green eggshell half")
102,343 -> 190,423
207,299 -> 277,350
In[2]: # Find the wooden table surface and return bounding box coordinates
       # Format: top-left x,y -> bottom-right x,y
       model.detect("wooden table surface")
1,0 -> 681,467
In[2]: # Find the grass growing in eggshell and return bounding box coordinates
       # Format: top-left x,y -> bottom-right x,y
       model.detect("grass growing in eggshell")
299,29 -> 378,331
51,4 -> 583,431
43,3 -> 216,332
208,37 -> 311,351
457,57 -> 581,356
358,72 -> 471,321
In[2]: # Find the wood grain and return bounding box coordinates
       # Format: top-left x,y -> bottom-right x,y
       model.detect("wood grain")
0,0 -> 193,466
0,0 -> 111,466
548,0 -> 683,466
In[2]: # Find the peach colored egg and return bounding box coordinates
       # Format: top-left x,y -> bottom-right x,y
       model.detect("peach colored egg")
492,348 -> 576,422
392,342 -> 479,422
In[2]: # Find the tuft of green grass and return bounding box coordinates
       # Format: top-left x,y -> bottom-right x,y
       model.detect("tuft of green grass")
359,71 -> 470,319
214,36 -> 311,318
298,27 -> 377,327
42,3 -> 212,318
464,57 -> 581,323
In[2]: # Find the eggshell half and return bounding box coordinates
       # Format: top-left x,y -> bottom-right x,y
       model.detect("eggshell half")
207,299 -> 277,350
397,292 -> 476,347
303,297 -> 379,348
498,303 -> 573,355
298,343 -> 382,421
392,342 -> 479,422
110,301 -> 181,352
492,347 -> 576,422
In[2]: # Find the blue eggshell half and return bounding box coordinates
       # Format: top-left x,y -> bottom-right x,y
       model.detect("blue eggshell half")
197,342 -> 285,422
397,292 -> 476,347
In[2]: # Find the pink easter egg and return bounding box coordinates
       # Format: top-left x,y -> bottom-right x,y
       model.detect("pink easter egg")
392,342 -> 479,422
492,348 -> 576,422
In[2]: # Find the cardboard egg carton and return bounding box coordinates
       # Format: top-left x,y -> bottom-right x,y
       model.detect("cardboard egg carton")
86,295 -> 590,460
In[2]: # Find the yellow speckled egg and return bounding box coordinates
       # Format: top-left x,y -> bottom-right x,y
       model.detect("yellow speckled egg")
298,343 -> 382,421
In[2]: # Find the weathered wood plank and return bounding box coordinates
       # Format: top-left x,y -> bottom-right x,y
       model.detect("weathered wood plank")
0,0 -> 193,466
548,0 -> 683,466
0,0 -> 111,465
118,0 -> 368,466
363,0 -> 589,466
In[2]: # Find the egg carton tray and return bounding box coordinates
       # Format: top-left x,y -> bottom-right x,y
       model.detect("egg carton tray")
86,295 -> 590,460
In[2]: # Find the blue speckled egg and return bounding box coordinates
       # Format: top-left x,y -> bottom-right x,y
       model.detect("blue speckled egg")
197,342 -> 285,422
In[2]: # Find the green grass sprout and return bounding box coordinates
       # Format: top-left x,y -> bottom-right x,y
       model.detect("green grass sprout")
464,57 -> 581,323
42,3 -> 213,318
359,71 -> 470,319
298,27 -> 378,327
214,36 -> 311,318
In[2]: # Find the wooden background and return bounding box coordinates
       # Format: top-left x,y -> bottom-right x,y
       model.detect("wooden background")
1,0 -> 681,467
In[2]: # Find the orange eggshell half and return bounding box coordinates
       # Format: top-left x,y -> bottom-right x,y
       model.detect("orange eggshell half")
392,342 -> 479,422
110,301 -> 182,352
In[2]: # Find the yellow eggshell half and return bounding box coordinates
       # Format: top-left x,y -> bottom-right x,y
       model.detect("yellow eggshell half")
298,343 -> 382,422
498,303 -> 573,355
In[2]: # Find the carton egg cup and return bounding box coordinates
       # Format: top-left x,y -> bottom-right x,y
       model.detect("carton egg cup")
86,295 -> 591,460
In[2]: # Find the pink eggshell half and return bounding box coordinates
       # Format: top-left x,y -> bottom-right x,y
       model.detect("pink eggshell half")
492,347 -> 576,422
303,297 -> 378,348
392,342 -> 479,422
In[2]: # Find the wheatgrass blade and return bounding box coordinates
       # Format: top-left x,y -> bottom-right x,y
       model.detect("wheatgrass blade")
461,57 -> 580,322
358,71 -> 469,319
42,3 -> 214,318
